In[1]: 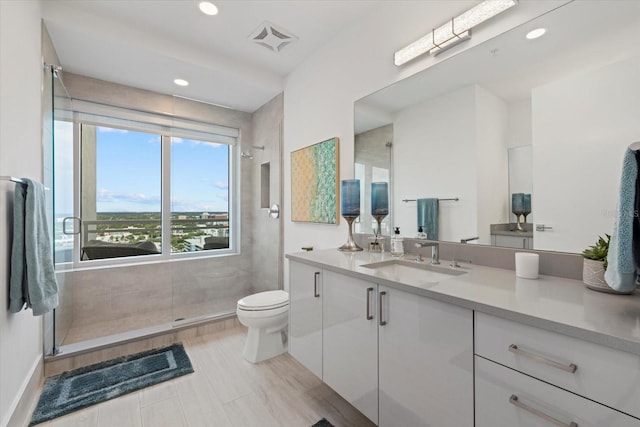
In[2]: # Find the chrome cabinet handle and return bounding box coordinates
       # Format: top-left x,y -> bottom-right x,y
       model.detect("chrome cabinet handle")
379,291 -> 387,326
509,344 -> 577,374
366,287 -> 374,320
510,395 -> 578,427
313,272 -> 320,298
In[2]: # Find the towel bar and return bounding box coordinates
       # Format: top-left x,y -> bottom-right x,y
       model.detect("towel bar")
402,197 -> 459,202
1,176 -> 50,190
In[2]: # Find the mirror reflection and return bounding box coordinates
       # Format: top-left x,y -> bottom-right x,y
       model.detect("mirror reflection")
354,0 -> 640,254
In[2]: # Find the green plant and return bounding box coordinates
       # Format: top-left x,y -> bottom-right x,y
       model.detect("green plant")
582,234 -> 610,270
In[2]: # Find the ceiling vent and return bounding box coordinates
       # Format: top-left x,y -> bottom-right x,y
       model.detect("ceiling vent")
249,21 -> 297,53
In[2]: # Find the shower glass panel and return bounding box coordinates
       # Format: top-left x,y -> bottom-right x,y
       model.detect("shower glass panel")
45,66 -> 73,355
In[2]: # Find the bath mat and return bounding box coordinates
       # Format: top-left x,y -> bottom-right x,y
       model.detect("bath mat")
312,419 -> 335,427
29,343 -> 193,425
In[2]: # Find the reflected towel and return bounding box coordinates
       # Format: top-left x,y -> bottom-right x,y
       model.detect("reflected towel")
9,179 -> 58,315
605,148 -> 638,293
417,198 -> 439,241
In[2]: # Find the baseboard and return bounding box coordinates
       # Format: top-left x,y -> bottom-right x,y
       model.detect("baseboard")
4,356 -> 42,427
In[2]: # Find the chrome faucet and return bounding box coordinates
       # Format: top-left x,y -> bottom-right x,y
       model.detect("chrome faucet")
415,241 -> 440,265
460,236 -> 479,243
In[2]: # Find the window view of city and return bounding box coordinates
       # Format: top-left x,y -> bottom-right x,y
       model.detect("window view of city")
54,122 -> 231,262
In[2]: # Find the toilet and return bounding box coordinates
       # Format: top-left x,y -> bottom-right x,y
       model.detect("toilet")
236,290 -> 289,363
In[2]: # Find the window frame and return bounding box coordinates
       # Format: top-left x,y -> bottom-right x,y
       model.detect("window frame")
61,106 -> 240,269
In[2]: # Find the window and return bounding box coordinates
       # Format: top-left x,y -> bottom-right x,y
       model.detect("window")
170,137 -> 229,253
55,102 -> 239,264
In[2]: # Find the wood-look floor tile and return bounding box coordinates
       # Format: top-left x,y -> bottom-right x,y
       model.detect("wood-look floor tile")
140,399 -> 186,427
96,393 -> 142,427
36,327 -> 372,427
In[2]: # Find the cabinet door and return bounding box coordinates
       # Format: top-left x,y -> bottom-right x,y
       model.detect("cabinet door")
378,285 -> 474,427
289,261 -> 323,378
323,270 -> 378,424
476,357 -> 640,427
495,234 -> 531,249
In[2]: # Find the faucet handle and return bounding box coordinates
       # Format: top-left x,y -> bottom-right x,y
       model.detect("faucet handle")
450,258 -> 472,268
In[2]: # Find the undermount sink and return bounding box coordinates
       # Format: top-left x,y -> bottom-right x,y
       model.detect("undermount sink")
360,259 -> 466,284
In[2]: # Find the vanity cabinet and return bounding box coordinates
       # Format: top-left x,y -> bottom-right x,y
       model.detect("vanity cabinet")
378,284 -> 474,427
289,260 -> 474,426
475,312 -> 640,425
491,234 -> 533,249
476,357 -> 640,427
289,261 -> 323,378
322,270 -> 378,424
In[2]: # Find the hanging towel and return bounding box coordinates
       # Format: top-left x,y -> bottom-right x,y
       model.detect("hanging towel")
9,179 -> 59,315
604,148 -> 639,293
417,198 -> 439,240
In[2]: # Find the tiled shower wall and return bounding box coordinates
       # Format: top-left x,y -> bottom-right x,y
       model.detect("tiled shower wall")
250,93 -> 283,293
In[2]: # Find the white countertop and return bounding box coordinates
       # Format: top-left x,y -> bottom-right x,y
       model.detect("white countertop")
287,249 -> 640,356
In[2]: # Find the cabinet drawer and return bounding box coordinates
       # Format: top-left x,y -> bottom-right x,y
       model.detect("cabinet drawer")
475,312 -> 640,419
476,357 -> 640,427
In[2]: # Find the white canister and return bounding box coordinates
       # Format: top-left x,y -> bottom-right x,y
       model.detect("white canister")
515,252 -> 539,279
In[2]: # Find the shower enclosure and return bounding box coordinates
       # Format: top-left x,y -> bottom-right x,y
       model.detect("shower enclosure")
43,64 -> 283,356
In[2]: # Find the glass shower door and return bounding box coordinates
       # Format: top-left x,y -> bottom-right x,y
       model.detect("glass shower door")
44,66 -> 74,355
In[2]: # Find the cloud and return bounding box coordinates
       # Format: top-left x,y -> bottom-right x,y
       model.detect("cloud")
97,189 -> 161,206
212,181 -> 229,190
97,126 -> 129,134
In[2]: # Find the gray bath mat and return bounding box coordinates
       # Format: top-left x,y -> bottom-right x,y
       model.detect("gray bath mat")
312,419 -> 335,427
30,343 -> 193,425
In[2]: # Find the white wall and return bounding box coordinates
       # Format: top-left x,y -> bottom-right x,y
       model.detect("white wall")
533,56 -> 640,253
507,99 -> 532,148
0,1 -> 44,426
282,1 -> 567,289
476,86 -> 509,244
393,85 -> 477,241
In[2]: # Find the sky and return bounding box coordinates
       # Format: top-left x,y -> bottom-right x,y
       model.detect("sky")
54,122 -> 230,214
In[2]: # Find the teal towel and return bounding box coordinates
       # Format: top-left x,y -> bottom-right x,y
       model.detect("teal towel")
417,198 -> 439,240
605,149 -> 638,293
9,179 -> 59,315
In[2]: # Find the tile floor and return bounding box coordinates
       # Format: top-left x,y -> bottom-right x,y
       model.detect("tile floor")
36,326 -> 375,427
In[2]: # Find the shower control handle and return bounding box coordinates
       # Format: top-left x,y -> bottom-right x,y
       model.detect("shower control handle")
269,204 -> 280,219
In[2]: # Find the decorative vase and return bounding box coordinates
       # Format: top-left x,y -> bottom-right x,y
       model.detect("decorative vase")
582,259 -> 634,294
582,259 -> 606,291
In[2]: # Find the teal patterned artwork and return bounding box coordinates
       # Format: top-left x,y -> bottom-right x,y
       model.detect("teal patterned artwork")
291,137 -> 339,224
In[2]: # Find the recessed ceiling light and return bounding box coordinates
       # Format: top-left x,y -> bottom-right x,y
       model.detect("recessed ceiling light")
526,28 -> 546,40
198,1 -> 218,16
174,78 -> 189,87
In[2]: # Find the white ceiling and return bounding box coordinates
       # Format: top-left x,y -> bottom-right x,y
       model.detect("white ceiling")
41,0 -> 380,112
355,0 -> 640,134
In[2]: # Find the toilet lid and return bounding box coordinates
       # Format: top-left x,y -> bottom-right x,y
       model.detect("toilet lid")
237,290 -> 289,310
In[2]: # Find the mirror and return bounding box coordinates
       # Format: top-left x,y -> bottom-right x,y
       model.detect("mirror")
354,0 -> 640,254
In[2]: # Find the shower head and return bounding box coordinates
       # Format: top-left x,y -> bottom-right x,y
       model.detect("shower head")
241,151 -> 254,159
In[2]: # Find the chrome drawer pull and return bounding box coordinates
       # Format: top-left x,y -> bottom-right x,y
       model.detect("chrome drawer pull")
379,291 -> 387,326
366,287 -> 374,320
510,395 -> 578,427
313,272 -> 320,298
509,344 -> 577,374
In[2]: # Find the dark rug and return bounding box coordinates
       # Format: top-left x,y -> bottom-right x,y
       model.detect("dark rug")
312,419 -> 335,427
30,343 -> 193,425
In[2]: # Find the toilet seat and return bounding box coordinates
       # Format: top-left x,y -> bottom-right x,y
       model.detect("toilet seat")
237,290 -> 289,311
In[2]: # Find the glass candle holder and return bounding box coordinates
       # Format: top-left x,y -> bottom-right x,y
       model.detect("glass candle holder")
512,193 -> 525,231
339,179 -> 363,252
522,194 -> 531,224
371,182 -> 389,238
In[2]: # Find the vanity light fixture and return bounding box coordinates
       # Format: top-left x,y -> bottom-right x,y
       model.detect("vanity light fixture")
198,1 -> 218,16
526,28 -> 546,40
394,0 -> 517,66
174,78 -> 189,87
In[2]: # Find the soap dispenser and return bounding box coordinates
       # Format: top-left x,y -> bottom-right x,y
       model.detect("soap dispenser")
390,227 -> 404,257
416,225 -> 427,239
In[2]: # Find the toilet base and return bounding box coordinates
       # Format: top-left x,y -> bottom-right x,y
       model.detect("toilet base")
243,327 -> 286,363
